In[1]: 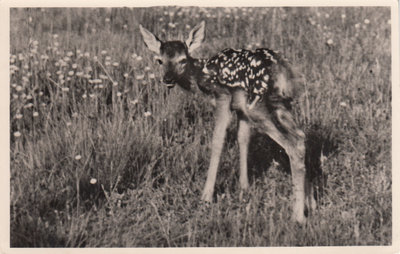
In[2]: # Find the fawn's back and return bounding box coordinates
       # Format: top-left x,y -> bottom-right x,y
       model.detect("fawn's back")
203,47 -> 299,102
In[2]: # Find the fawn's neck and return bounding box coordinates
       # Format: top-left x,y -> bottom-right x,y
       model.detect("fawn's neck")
180,57 -> 213,94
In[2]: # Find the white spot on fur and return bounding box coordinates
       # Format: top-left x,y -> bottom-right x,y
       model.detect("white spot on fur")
256,69 -> 265,77
202,66 -> 210,74
227,81 -> 242,87
261,81 -> 268,88
222,67 -> 230,78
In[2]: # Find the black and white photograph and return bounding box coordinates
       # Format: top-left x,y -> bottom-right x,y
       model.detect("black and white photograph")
3,0 -> 398,250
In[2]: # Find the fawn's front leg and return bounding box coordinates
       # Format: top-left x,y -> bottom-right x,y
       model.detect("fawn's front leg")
201,94 -> 232,202
237,115 -> 251,190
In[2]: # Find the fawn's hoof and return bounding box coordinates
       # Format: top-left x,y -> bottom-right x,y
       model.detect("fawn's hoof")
309,196 -> 317,212
239,188 -> 251,202
240,179 -> 249,190
292,213 -> 307,225
292,203 -> 307,225
201,190 -> 213,203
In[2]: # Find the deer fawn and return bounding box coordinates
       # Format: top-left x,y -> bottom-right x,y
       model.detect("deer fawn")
140,21 -> 316,223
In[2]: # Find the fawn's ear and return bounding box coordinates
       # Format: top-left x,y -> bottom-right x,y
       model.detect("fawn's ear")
139,24 -> 162,55
185,21 -> 205,54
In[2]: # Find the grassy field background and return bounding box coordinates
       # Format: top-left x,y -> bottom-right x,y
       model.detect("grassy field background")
9,7 -> 391,247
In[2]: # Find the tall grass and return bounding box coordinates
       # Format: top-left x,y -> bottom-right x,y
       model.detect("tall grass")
10,7 -> 391,247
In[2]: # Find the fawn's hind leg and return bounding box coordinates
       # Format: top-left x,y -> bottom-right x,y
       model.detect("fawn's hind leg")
250,104 -> 309,224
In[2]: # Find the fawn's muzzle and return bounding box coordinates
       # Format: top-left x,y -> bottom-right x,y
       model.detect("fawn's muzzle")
162,73 -> 177,88
162,78 -> 176,88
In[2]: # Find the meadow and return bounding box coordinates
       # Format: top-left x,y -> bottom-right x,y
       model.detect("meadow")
9,7 -> 391,247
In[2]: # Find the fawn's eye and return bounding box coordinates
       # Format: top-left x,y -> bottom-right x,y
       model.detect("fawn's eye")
156,59 -> 163,65
179,59 -> 187,65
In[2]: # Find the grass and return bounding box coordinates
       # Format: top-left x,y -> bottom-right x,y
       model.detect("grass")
9,7 -> 391,247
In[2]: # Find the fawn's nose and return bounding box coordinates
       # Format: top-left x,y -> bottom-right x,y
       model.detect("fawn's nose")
162,77 -> 176,88
162,72 -> 177,87
163,78 -> 176,88
163,77 -> 175,84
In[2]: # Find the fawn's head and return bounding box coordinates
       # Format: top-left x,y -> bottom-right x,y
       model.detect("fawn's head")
139,21 -> 206,89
